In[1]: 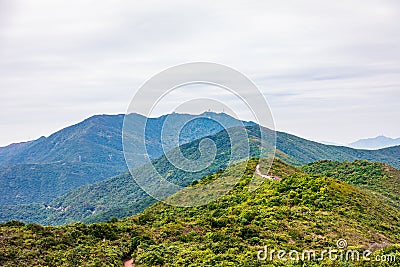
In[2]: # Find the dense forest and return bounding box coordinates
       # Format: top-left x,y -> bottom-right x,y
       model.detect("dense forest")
1,159 -> 399,266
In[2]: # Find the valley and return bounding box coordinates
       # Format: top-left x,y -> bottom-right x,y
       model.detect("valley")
0,158 -> 399,266
1,113 -> 400,225
0,113 -> 399,266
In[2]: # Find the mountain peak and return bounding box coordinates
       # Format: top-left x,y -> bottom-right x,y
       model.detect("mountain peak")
349,135 -> 400,150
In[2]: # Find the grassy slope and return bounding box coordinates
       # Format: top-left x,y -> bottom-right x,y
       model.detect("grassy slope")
302,160 -> 400,210
0,159 -> 399,266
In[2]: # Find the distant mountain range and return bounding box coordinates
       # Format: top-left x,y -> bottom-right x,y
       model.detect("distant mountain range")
0,112 -> 254,207
0,112 -> 399,224
348,135 -> 400,150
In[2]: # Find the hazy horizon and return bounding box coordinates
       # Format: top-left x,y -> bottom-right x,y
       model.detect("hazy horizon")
0,110 -> 398,148
1,1 -> 399,146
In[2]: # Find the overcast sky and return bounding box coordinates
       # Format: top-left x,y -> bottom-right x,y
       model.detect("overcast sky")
0,0 -> 399,147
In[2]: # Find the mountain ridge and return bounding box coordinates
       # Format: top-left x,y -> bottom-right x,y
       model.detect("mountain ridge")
0,112 -> 254,207
1,158 -> 399,266
2,124 -> 399,225
1,113 -> 400,224
349,135 -> 400,150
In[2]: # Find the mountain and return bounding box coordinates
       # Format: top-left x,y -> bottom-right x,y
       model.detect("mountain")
0,115 -> 125,168
0,162 -> 125,206
0,159 -> 399,266
0,125 -> 270,224
0,112 -> 254,169
276,131 -> 400,168
349,135 -> 400,150
302,160 -> 400,210
0,140 -> 35,163
3,125 -> 400,225
0,115 -> 128,207
318,140 -> 343,146
0,112 -> 254,206
1,112 -> 400,224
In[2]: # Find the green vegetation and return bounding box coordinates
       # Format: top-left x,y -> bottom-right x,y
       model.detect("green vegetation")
1,159 -> 399,266
1,113 -> 399,225
0,113 -> 252,207
2,123 -> 400,225
0,162 -> 124,206
302,160 -> 400,210
0,114 -> 129,208
0,126 -> 263,224
276,131 -> 400,168
0,114 -> 127,168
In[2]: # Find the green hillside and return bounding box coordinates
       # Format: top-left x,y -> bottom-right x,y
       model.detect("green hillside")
0,126 -> 268,224
302,160 -> 400,210
0,115 -> 129,208
2,125 -> 400,225
0,113 -> 254,169
0,162 -> 124,206
1,114 -> 400,224
0,113 -> 253,207
276,131 -> 400,168
0,159 -> 399,266
0,114 -> 127,168
0,140 -> 34,163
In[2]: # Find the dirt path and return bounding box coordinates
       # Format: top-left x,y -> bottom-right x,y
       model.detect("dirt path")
122,166 -> 278,267
124,259 -> 134,267
255,164 -> 281,180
